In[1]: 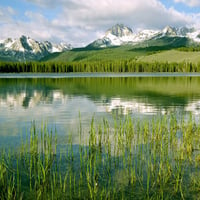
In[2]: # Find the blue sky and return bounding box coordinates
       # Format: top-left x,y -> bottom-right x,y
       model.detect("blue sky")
0,0 -> 200,46
161,0 -> 200,13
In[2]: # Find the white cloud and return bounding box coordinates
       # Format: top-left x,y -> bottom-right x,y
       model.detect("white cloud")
0,0 -> 199,46
174,0 -> 200,7
51,0 -> 191,29
23,0 -> 195,30
51,0 -> 196,39
0,10 -> 91,46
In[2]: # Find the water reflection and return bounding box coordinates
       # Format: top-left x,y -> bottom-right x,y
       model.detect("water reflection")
105,98 -> 158,115
0,76 -> 200,146
186,100 -> 200,115
0,90 -> 191,116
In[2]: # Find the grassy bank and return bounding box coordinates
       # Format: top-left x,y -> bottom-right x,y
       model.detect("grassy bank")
0,115 -> 200,199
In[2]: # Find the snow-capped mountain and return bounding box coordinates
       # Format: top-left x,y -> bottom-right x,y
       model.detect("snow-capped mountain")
105,24 -> 133,37
88,24 -> 200,48
0,35 -> 72,61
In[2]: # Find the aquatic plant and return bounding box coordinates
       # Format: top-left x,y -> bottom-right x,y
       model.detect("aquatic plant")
0,115 -> 200,199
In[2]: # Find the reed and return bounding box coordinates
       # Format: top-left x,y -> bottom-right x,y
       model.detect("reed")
0,114 -> 200,199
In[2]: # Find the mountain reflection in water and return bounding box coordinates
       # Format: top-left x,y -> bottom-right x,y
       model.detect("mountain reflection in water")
0,75 -> 200,145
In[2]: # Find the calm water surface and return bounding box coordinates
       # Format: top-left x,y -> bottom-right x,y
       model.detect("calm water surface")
1,73 -> 200,147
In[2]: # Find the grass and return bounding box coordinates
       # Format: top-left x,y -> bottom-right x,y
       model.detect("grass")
41,45 -> 144,62
0,115 -> 200,199
138,50 -> 200,63
41,36 -> 193,64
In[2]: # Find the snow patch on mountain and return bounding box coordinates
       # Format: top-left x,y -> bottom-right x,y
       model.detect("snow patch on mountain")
91,24 -> 161,47
105,24 -> 133,37
162,26 -> 177,36
187,30 -> 200,43
134,29 -> 160,42
0,36 -> 72,61
88,24 -> 200,48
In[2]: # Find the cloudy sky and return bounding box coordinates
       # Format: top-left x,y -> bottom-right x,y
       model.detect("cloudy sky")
0,0 -> 200,46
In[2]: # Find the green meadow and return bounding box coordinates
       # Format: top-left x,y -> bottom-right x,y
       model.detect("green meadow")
138,50 -> 200,63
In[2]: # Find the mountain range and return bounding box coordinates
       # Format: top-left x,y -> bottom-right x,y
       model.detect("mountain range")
87,24 -> 200,48
0,24 -> 200,62
0,35 -> 72,61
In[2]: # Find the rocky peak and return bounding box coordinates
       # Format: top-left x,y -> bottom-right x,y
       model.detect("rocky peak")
88,24 -> 200,49
20,35 -> 33,51
105,24 -> 133,37
0,35 -> 72,61
177,27 -> 195,36
162,26 -> 177,36
5,38 -> 13,43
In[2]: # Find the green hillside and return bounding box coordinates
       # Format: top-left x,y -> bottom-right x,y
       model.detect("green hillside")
1,36 -> 200,73
41,45 -> 144,62
0,55 -> 19,62
0,35 -> 197,63
42,36 -> 195,63
132,36 -> 190,49
139,50 -> 200,63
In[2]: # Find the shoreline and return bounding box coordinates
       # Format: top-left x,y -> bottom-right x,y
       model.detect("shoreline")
1,72 -> 200,78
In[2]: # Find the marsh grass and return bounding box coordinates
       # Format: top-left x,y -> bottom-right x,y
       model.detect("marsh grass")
0,115 -> 200,199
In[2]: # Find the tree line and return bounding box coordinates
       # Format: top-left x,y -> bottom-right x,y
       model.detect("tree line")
178,46 -> 200,52
0,60 -> 200,73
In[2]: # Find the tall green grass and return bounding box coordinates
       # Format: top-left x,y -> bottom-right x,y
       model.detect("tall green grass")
0,115 -> 200,199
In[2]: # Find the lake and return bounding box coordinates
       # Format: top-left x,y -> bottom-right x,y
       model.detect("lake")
1,73 -> 200,147
1,73 -> 200,199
